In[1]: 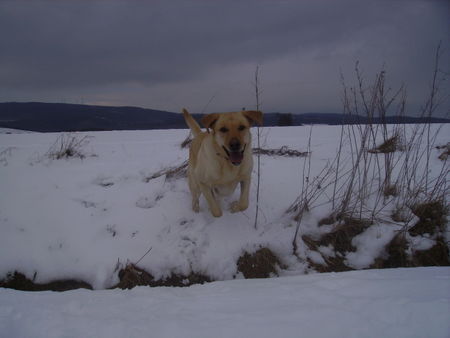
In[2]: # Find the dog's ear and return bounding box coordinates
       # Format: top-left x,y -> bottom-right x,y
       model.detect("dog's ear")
201,113 -> 220,129
243,110 -> 263,125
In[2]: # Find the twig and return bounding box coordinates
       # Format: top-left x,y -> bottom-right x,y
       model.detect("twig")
135,246 -> 153,265
254,65 -> 262,230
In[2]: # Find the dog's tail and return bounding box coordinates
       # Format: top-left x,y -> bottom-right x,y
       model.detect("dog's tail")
182,108 -> 202,137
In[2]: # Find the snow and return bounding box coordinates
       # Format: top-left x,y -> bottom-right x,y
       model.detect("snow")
0,127 -> 316,287
1,267 -> 449,338
0,124 -> 449,337
345,224 -> 398,269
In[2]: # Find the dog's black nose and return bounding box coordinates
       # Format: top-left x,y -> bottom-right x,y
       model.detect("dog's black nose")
229,139 -> 241,152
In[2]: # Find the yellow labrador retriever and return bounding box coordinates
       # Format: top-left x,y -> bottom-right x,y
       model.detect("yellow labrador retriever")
182,108 -> 263,217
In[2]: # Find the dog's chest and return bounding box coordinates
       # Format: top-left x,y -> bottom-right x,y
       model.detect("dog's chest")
213,182 -> 239,197
207,162 -> 243,185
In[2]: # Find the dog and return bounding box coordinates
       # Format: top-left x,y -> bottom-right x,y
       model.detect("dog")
182,108 -> 263,217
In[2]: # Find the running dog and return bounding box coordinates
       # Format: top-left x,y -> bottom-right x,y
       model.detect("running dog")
182,108 -> 263,217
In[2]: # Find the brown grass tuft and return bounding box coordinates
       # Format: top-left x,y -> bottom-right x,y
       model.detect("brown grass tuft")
368,135 -> 402,154
253,146 -> 309,158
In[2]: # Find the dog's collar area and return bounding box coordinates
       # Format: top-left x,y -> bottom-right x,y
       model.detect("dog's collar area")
221,144 -> 246,166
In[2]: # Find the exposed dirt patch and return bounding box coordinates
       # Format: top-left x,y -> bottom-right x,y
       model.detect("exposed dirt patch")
237,248 -> 281,278
307,256 -> 353,273
412,238 -> 450,266
373,233 -> 450,269
303,218 -> 372,272
114,264 -> 210,289
318,217 -> 372,254
409,201 -> 447,236
302,234 -> 354,273
0,271 -> 93,292
372,233 -> 410,269
115,264 -> 154,289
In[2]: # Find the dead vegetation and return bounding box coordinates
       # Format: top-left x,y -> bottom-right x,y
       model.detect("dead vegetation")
373,234 -> 449,269
46,133 -> 92,160
253,146 -> 309,158
302,217 -> 372,272
368,134 -> 403,154
317,217 -> 372,253
181,134 -> 308,159
114,264 -> 210,289
180,134 -> 192,149
289,46 -> 449,270
237,248 -> 281,279
143,161 -> 188,182
305,200 -> 449,272
409,200 -> 447,236
436,142 -> 449,160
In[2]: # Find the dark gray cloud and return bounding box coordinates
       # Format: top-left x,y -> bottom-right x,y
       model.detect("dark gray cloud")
0,0 -> 448,115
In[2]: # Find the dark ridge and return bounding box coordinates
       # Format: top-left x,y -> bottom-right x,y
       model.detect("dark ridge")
1,102 -> 448,132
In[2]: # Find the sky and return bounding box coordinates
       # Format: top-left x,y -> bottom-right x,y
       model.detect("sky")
0,0 -> 448,116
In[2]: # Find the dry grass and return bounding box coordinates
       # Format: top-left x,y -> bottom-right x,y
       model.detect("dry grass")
368,135 -> 403,154
143,161 -> 188,183
180,134 -> 192,149
436,142 -> 449,161
46,134 -> 92,160
253,146 -> 309,158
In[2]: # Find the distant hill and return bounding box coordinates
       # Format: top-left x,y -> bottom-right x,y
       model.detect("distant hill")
0,102 -> 448,132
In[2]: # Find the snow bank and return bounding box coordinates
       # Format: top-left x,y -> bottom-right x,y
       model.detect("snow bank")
1,267 -> 448,338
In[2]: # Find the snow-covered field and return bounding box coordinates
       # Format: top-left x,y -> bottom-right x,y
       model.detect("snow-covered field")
1,267 -> 448,338
1,125 -> 449,337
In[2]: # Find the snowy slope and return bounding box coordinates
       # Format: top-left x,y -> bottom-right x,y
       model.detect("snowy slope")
1,267 -> 449,338
0,125 -> 449,288
0,127 -> 323,287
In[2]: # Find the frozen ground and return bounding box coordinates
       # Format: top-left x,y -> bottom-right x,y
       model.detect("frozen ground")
1,267 -> 449,338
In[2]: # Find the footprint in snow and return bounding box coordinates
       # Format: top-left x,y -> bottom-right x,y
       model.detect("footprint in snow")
136,192 -> 164,209
93,175 -> 115,188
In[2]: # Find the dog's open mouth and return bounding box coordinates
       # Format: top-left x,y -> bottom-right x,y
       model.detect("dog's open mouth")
222,146 -> 245,166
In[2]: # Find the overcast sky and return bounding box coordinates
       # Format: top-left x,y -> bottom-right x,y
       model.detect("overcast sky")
0,0 -> 448,115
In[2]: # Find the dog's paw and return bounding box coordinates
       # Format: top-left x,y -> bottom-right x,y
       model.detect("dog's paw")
229,201 -> 247,213
211,206 -> 223,217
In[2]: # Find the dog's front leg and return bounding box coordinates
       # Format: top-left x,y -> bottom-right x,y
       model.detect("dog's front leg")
230,177 -> 250,213
199,182 -> 223,217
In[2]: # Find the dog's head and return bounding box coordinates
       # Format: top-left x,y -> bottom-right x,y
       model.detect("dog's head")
201,110 -> 263,166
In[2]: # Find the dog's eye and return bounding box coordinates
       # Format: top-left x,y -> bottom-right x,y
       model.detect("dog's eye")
219,127 -> 229,133
238,125 -> 246,131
